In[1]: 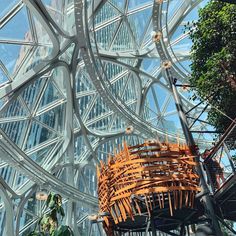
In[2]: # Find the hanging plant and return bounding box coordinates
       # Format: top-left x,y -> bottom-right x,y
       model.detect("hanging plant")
27,193 -> 74,236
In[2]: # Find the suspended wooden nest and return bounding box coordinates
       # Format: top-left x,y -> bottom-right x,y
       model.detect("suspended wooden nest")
97,142 -> 201,235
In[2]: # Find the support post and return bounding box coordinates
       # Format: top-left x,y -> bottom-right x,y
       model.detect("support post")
150,215 -> 157,236
165,69 -> 223,236
223,143 -> 236,173
145,219 -> 151,236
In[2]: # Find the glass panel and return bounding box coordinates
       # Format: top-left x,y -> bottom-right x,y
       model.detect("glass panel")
13,172 -> 30,190
122,73 -> 138,103
140,58 -> 160,74
87,96 -> 111,120
111,74 -> 128,97
95,21 -> 120,50
128,0 -> 152,11
77,95 -> 95,117
73,114 -> 80,131
38,80 -> 64,111
0,97 -> 28,119
41,0 -> 75,36
109,0 -> 125,12
0,66 -> 9,85
41,0 -> 64,27
74,135 -> 88,158
24,121 -> 57,150
141,18 -> 153,48
0,120 -> 28,147
0,44 -> 33,77
35,103 -> 65,133
0,6 -> 32,42
127,7 -> 152,45
103,61 -> 124,81
82,165 -> 97,197
111,22 -> 134,51
94,2 -> 120,26
22,79 -> 45,110
0,0 -> 20,19
109,115 -> 126,131
88,115 -> 112,131
76,67 -> 95,93
32,15 -> 52,46
28,144 -> 55,165
0,165 -> 13,184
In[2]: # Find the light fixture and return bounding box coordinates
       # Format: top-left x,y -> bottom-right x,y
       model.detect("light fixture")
36,191 -> 48,201
151,31 -> 162,42
162,60 -> 172,69
88,214 -> 98,222
125,125 -> 134,134
180,85 -> 190,92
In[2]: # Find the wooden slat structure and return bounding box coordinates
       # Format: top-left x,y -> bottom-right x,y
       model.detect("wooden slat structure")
97,141 -> 201,235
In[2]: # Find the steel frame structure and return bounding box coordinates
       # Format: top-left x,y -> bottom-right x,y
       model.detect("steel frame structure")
0,0 -> 235,235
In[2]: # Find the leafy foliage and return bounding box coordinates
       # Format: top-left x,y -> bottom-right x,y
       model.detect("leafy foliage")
27,193 -> 73,236
188,1 -> 236,132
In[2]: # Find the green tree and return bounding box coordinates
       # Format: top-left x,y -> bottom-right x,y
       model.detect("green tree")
189,1 -> 236,133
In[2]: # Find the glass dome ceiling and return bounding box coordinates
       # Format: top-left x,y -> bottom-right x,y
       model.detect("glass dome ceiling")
0,0 -> 232,235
